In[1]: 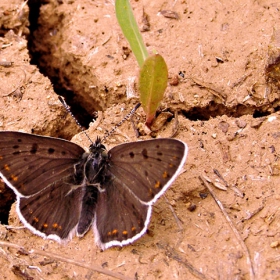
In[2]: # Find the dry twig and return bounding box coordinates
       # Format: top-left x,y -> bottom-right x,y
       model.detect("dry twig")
0,240 -> 132,280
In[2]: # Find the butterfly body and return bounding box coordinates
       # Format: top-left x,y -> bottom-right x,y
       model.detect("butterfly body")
0,131 -> 188,250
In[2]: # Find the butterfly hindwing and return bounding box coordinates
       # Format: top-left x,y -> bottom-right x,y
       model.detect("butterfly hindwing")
94,176 -> 150,250
19,181 -> 85,240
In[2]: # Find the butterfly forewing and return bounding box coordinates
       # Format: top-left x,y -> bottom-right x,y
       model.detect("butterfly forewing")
107,139 -> 187,204
0,132 -> 85,196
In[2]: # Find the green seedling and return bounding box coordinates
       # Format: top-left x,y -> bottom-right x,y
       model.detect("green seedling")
139,54 -> 168,126
115,0 -> 148,67
116,0 -> 168,127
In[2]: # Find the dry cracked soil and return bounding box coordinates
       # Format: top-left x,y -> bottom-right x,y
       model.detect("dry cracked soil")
0,0 -> 280,279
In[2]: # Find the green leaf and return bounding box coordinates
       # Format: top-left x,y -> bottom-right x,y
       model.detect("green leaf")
139,54 -> 168,126
115,0 -> 148,67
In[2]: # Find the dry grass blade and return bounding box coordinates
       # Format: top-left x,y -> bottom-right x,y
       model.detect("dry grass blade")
157,242 -> 208,280
199,175 -> 255,280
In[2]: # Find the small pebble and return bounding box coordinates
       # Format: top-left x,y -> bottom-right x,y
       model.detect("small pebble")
270,241 -> 280,248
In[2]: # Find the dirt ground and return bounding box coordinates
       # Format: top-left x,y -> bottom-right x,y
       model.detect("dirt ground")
1,0 -> 280,279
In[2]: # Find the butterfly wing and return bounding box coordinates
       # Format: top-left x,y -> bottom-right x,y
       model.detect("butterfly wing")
19,181 -> 85,240
94,138 -> 188,249
0,131 -> 85,196
107,138 -> 188,204
93,177 -> 150,250
0,131 -> 87,241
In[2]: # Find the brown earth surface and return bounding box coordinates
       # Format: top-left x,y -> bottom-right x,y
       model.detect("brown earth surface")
1,0 -> 280,279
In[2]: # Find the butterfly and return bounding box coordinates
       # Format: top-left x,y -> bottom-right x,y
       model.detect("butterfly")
0,131 -> 188,250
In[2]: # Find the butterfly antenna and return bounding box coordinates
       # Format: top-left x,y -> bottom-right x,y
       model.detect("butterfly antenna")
58,96 -> 94,145
102,102 -> 141,142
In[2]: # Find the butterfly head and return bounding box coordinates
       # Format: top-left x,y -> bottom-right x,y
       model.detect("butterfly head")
86,137 -> 108,174
89,137 -> 106,155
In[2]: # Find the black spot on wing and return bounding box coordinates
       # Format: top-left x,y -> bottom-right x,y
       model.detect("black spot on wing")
129,152 -> 135,158
48,148 -> 55,154
30,143 -> 38,154
142,149 -> 148,159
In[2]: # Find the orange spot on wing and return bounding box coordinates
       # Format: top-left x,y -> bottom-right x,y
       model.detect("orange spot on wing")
4,164 -> 10,171
10,174 -> 18,181
154,181 -> 161,188
162,171 -> 168,178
